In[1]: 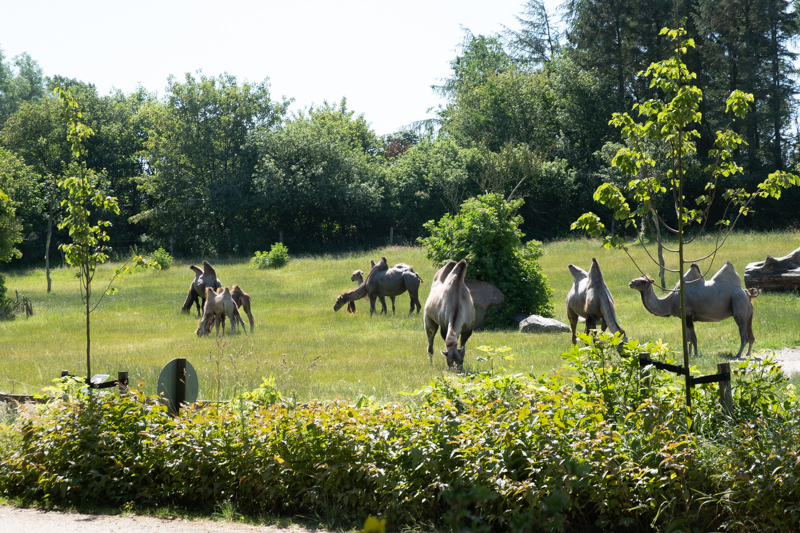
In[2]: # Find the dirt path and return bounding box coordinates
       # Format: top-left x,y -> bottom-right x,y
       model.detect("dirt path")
0,506 -> 322,533
753,347 -> 800,375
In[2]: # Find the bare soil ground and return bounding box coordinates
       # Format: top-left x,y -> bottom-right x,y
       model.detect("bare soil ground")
767,347 -> 800,375
0,506 -> 325,533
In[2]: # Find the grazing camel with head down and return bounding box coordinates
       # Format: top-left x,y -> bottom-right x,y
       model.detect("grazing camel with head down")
424,260 -> 475,371
334,257 -> 424,316
628,262 -> 758,358
566,258 -> 626,345
196,287 -> 239,337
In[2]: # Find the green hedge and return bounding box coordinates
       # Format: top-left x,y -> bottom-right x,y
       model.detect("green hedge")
2,336 -> 799,531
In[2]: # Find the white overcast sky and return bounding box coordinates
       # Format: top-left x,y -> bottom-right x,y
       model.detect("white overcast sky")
0,0 -> 563,135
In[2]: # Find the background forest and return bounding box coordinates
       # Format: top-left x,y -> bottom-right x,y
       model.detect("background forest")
1,0 -> 799,267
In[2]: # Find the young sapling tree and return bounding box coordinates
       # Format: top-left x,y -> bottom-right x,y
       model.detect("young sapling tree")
572,27 -> 800,411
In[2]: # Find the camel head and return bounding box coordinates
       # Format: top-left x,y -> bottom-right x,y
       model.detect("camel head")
351,270 -> 364,283
628,275 -> 654,293
333,293 -> 348,312
441,343 -> 465,370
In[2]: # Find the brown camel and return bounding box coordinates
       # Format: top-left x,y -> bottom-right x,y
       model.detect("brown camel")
628,262 -> 758,358
424,260 -> 475,371
196,286 -> 238,337
334,258 -> 424,316
566,258 -> 626,345
231,284 -> 254,333
181,261 -> 221,316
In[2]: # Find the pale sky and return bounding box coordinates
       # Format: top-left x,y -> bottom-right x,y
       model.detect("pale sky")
0,0 -> 563,135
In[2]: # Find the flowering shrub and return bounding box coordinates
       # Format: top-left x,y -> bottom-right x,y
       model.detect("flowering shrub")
1,337 -> 799,531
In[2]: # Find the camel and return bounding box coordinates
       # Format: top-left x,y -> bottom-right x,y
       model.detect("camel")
231,284 -> 254,333
628,261 -> 758,358
203,302 -> 247,334
334,258 -> 424,316
566,258 -> 626,345
424,260 -> 475,371
196,286 -> 238,337
346,268 -> 367,314
181,261 -> 221,316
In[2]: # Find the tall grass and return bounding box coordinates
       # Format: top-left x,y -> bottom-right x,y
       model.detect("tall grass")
1,231 -> 799,402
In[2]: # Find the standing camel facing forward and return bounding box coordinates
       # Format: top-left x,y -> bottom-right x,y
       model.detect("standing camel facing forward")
334,258 -> 424,316
628,262 -> 758,358
424,260 -> 475,371
566,258 -> 626,344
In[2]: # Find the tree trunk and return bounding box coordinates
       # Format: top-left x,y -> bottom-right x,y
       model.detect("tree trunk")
45,207 -> 53,293
653,211 -> 666,289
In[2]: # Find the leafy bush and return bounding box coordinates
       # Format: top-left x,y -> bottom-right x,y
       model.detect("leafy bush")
2,337 -> 800,531
148,247 -> 172,270
251,243 -> 289,269
418,193 -> 553,325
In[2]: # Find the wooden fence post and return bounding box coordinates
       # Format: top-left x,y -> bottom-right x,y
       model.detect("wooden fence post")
279,231 -> 283,244
717,362 -> 733,416
117,371 -> 129,396
175,358 -> 186,415
638,353 -> 652,392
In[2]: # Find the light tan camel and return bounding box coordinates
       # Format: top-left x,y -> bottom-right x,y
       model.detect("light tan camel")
334,258 -> 424,316
181,261 -> 221,316
628,262 -> 758,358
566,258 -> 626,344
196,286 -> 238,336
424,260 -> 475,371
231,284 -> 254,333
346,268 -> 367,314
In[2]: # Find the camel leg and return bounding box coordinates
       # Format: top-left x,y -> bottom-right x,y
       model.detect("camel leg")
459,329 -> 473,353
378,296 -> 388,316
425,315 -> 439,366
686,318 -> 697,357
584,314 -> 598,336
747,312 -> 755,357
215,314 -> 221,337
567,306 -> 579,345
390,296 -> 396,315
369,295 -> 378,317
733,314 -> 749,358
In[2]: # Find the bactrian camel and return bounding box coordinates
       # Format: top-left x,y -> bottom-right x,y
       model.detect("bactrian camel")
346,267 -> 369,314
628,262 -> 759,358
334,257 -> 424,316
231,285 -> 254,333
182,261 -> 221,316
566,258 -> 626,345
196,286 -> 238,337
424,260 -> 475,371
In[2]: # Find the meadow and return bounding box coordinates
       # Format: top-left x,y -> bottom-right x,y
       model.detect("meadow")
2,231 -> 799,402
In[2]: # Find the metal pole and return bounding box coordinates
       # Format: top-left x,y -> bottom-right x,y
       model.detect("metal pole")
717,362 -> 733,416
118,371 -> 129,396
175,358 -> 186,415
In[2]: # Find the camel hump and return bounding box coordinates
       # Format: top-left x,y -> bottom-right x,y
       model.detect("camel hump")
568,264 -> 588,282
588,258 -> 605,282
434,261 -> 458,285
710,261 -> 742,285
202,260 -> 217,277
205,286 -> 215,297
449,259 -> 468,284
222,287 -> 231,296
189,264 -> 203,276
682,263 -> 704,282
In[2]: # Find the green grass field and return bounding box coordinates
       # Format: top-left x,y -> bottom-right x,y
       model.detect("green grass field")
2,231 -> 799,402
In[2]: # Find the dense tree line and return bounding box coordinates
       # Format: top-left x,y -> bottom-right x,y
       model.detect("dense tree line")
1,0 -> 798,273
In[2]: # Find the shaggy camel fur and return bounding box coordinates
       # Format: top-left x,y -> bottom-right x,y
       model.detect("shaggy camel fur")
231,284 -> 254,333
424,260 -> 475,371
566,258 -> 626,344
628,262 -> 758,358
181,261 -> 221,316
333,258 -> 424,316
196,287 -> 238,336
